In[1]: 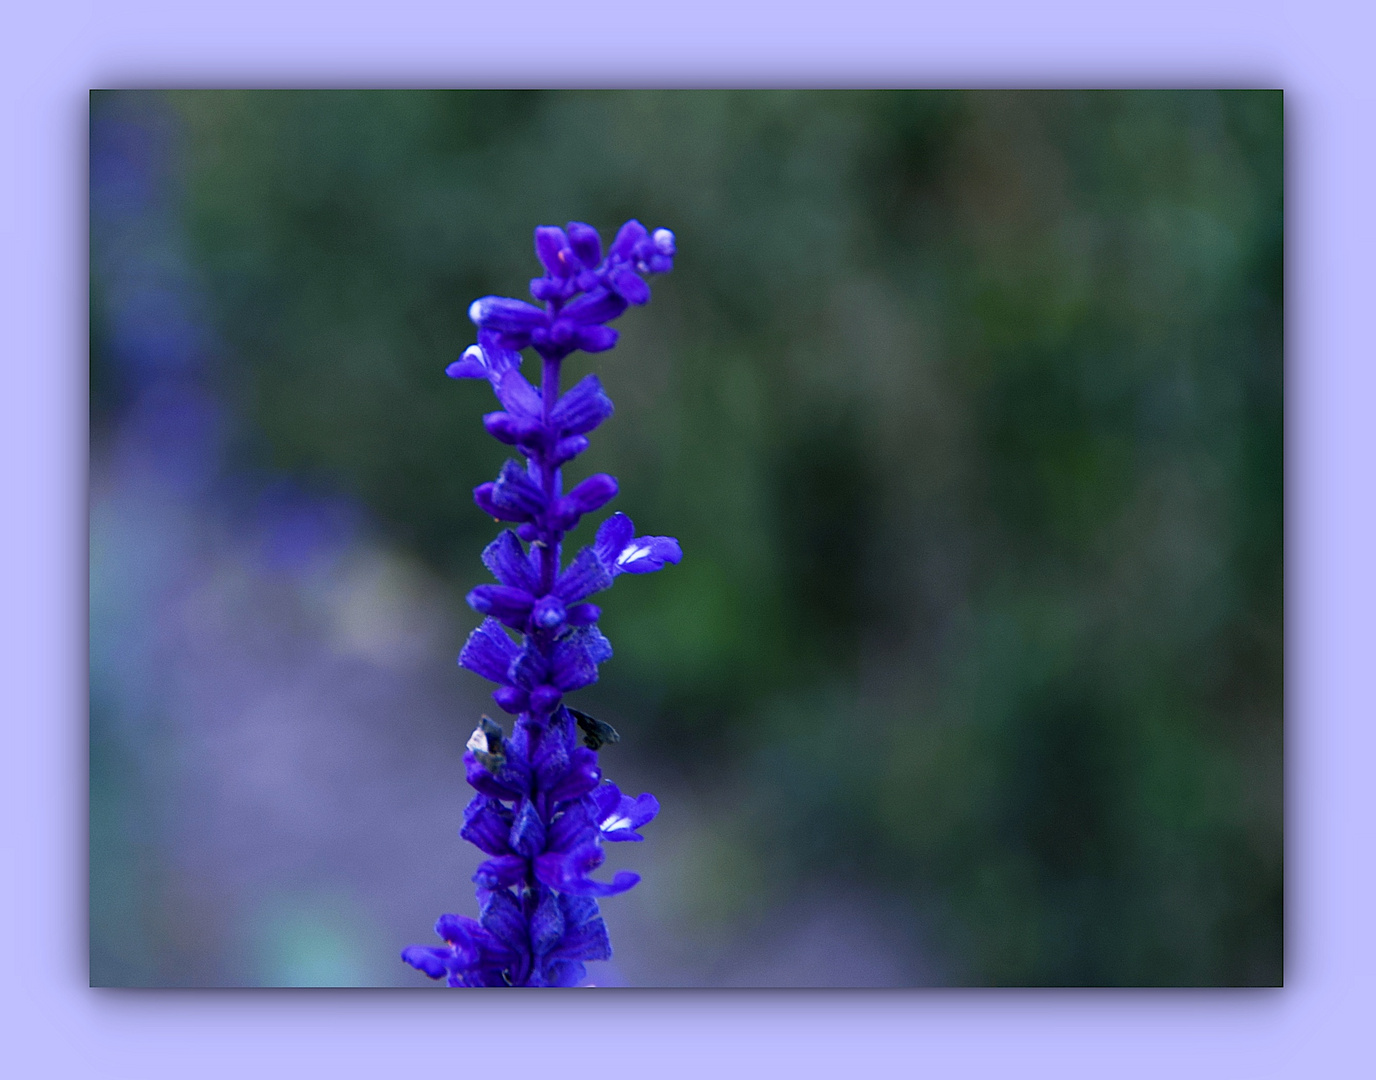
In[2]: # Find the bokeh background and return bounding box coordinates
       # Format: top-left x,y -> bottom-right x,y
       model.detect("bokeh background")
89,89 -> 1282,987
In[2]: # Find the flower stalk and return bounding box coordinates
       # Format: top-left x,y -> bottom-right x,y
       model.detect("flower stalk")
403,220 -> 679,987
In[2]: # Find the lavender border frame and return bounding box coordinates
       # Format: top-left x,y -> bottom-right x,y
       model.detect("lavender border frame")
6,1 -> 1369,1075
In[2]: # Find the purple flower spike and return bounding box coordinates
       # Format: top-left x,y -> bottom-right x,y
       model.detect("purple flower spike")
408,220 -> 679,987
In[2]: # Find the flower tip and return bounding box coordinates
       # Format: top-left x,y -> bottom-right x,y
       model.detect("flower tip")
468,299 -> 488,325
652,228 -> 676,256
446,343 -> 488,379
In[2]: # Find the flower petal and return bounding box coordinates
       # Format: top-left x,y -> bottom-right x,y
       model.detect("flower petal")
615,535 -> 683,575
530,887 -> 566,956
464,749 -> 527,800
460,795 -> 514,856
554,547 -> 614,604
552,626 -> 613,692
479,889 -> 528,952
481,531 -> 540,593
458,618 -> 519,684
466,584 -> 535,629
594,512 -> 635,569
510,642 -> 551,690
548,746 -> 602,805
549,893 -> 612,962
561,287 -> 628,327
609,266 -> 650,305
549,374 -> 614,436
573,325 -> 618,353
474,482 -> 522,522
489,459 -> 547,519
530,595 -> 567,630
565,602 -> 600,626
534,226 -> 573,277
600,792 -> 659,842
565,474 -> 619,515
535,842 -> 640,897
538,959 -> 587,988
445,345 -> 489,380
446,331 -> 523,382
469,295 -> 546,333
508,798 -> 547,858
494,369 -> 543,420
482,411 -> 542,446
609,219 -> 647,261
492,685 -> 529,715
401,945 -> 452,980
566,221 -> 602,268
591,781 -> 622,823
546,800 -> 598,853
473,854 -> 527,890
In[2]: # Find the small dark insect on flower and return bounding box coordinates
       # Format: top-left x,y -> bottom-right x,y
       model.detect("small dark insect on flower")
568,707 -> 621,752
402,221 -> 679,988
466,715 -> 506,773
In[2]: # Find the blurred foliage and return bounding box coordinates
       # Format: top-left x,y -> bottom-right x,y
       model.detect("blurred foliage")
132,90 -> 1279,984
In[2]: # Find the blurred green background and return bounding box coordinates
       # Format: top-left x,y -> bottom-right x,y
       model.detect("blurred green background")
90,90 -> 1281,986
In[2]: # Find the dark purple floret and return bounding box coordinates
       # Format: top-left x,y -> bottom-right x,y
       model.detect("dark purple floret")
466,219 -> 676,363
458,618 -> 519,685
482,530 -> 540,593
595,511 -> 684,576
445,329 -> 524,383
407,220 -> 677,987
595,782 -> 661,842
555,548 -> 614,604
549,374 -> 615,436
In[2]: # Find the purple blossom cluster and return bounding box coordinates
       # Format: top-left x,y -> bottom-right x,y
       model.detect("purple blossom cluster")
403,220 -> 679,987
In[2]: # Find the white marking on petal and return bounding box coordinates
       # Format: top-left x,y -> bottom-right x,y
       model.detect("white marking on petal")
617,544 -> 652,568
468,299 -> 488,325
601,813 -> 632,833
467,728 -> 489,754
652,228 -> 675,254
462,343 -> 484,364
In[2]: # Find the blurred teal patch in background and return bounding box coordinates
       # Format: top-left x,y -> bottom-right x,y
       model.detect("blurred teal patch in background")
91,89 -> 1281,986
249,894 -> 373,988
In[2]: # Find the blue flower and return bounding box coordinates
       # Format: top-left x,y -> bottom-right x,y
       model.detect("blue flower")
406,707 -> 658,986
454,220 -> 676,364
405,221 -> 678,987
594,511 -> 684,576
